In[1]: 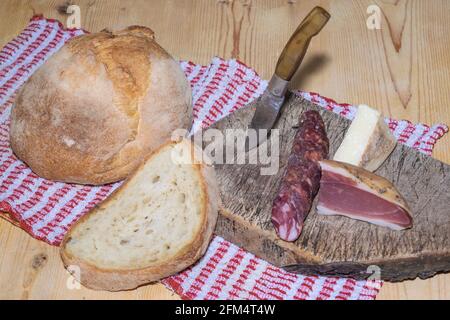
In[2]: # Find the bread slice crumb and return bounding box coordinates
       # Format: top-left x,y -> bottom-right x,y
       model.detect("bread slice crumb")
61,139 -> 220,291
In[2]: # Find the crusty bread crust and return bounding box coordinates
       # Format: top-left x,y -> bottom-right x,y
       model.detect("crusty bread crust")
10,26 -> 192,185
60,140 -> 220,291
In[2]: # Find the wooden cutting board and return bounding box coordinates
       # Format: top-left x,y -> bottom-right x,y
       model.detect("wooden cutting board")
211,94 -> 450,282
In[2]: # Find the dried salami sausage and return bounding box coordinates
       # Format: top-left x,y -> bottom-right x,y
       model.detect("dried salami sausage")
271,110 -> 329,241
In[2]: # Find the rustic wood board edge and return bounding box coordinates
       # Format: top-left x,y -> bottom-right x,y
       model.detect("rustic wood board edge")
217,208 -> 450,282
213,95 -> 450,282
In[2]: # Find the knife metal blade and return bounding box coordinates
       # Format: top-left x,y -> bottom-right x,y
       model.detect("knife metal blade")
246,75 -> 289,150
245,6 -> 330,151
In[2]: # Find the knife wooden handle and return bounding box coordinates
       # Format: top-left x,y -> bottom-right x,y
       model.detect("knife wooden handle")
275,6 -> 330,82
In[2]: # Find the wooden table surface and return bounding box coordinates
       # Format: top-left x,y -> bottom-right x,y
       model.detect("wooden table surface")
0,0 -> 449,300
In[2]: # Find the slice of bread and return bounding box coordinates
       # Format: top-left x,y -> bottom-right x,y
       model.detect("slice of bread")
60,139 -> 220,291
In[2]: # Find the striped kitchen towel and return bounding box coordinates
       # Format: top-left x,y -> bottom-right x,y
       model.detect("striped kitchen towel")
0,16 -> 448,300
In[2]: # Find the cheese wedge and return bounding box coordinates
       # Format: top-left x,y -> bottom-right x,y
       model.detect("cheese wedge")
317,160 -> 413,230
333,104 -> 396,172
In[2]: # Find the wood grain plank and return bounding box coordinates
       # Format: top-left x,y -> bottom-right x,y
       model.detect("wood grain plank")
0,219 -> 179,300
0,0 -> 449,299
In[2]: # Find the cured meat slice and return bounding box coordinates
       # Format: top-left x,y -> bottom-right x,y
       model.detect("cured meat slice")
272,110 -> 329,241
317,160 -> 413,230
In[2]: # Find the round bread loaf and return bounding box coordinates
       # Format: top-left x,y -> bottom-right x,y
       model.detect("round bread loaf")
10,26 -> 192,185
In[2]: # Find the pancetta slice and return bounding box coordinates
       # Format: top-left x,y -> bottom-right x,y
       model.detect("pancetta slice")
317,160 -> 413,230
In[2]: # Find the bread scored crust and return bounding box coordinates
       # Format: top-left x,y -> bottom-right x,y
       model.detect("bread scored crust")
60,140 -> 220,291
10,26 -> 192,185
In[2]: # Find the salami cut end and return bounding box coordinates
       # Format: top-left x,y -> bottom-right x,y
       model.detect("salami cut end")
317,160 -> 413,230
272,200 -> 303,241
